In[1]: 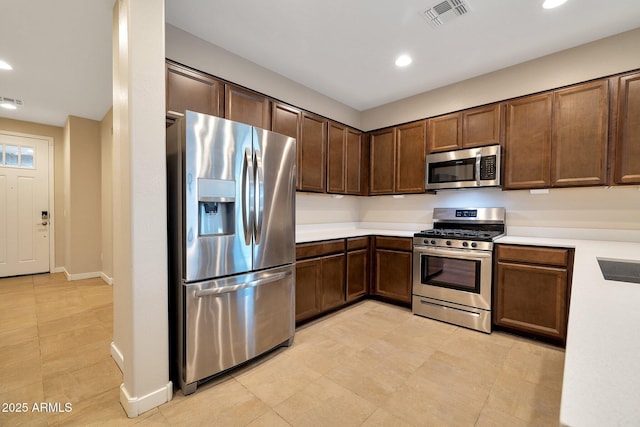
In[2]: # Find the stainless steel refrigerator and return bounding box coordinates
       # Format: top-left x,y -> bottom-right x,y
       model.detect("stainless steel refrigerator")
166,111 -> 296,395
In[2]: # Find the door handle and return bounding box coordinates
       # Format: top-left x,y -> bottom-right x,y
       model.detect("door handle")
241,148 -> 254,245
195,270 -> 291,297
253,150 -> 264,244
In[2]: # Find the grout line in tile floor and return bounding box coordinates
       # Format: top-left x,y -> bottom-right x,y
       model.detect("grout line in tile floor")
0,273 -> 564,426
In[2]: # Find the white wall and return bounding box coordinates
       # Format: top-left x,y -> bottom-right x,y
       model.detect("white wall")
361,27 -> 640,130
165,24 -> 362,129
112,0 -> 170,417
296,193 -> 361,225
359,187 -> 640,232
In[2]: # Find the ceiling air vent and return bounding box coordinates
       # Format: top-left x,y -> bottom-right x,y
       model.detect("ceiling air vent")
423,0 -> 471,28
0,96 -> 24,109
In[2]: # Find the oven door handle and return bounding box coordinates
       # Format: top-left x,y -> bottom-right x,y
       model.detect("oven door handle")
413,245 -> 492,259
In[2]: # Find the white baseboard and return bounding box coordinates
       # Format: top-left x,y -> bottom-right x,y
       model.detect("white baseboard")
101,272 -> 114,285
120,381 -> 173,418
110,341 -> 124,373
61,268 -> 102,281
52,266 -> 65,274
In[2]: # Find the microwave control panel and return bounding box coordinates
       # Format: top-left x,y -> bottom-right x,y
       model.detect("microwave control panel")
479,155 -> 497,180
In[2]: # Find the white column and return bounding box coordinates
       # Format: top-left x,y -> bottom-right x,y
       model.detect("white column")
111,0 -> 171,417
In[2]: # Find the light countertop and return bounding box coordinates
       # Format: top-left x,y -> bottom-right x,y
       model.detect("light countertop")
297,223 -> 640,426
295,222 -> 420,243
495,234 -> 640,427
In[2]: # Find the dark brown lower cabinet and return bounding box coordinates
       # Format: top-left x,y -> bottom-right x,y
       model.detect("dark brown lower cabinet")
372,237 -> 413,305
295,257 -> 322,322
346,237 -> 369,301
295,235 -> 409,323
493,244 -> 574,345
295,239 -> 345,323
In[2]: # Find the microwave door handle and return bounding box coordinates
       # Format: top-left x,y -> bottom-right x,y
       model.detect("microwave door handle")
475,153 -> 482,185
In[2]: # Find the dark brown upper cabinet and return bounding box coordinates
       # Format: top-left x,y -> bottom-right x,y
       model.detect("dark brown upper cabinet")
613,71 -> 640,184
369,121 -> 426,195
327,122 -> 367,195
427,103 -> 503,153
224,84 -> 271,129
551,80 -> 609,187
165,61 -> 224,120
369,127 -> 396,194
299,112 -> 327,193
396,121 -> 427,193
504,80 -> 610,190
462,103 -> 504,148
427,113 -> 460,153
272,102 -> 303,190
503,93 -> 553,189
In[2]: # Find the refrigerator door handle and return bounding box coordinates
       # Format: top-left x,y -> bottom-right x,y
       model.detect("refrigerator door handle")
242,147 -> 255,245
194,270 -> 292,298
253,150 -> 264,244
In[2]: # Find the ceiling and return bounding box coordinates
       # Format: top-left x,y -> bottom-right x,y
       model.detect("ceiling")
1,0 -> 640,127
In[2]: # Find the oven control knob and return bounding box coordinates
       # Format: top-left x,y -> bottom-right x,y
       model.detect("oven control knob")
446,240 -> 452,246
430,240 -> 436,245
462,242 -> 468,247
423,239 -> 429,244
471,242 -> 477,248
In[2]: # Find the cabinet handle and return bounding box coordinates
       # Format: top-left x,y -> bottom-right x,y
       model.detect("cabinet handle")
168,110 -> 185,117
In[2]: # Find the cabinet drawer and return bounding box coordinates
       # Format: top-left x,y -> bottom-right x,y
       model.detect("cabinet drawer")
375,236 -> 412,252
347,237 -> 369,251
296,239 -> 345,260
496,244 -> 569,267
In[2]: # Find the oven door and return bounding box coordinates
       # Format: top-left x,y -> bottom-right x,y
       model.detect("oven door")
412,245 -> 492,310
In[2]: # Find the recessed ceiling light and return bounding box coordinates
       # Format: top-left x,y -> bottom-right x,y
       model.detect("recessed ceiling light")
395,55 -> 412,67
542,0 -> 568,9
0,60 -> 12,70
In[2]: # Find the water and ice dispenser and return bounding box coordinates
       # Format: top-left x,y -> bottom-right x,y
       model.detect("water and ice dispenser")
198,178 -> 235,236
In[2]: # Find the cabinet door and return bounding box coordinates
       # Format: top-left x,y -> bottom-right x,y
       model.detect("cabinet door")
299,113 -> 327,192
395,121 -> 426,193
427,113 -> 461,153
272,103 -> 302,189
321,254 -> 346,311
369,128 -> 395,194
462,103 -> 503,148
347,248 -> 368,301
166,62 -> 223,120
494,261 -> 568,342
374,249 -> 412,304
327,122 -> 347,193
295,258 -> 322,322
504,93 -> 553,189
224,84 -> 271,129
345,129 -> 365,195
551,80 -> 609,187
614,72 -> 640,184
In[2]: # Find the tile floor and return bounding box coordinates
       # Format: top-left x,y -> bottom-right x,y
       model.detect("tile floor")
0,273 -> 565,426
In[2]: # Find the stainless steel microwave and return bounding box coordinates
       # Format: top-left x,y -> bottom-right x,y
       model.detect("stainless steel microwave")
425,145 -> 501,190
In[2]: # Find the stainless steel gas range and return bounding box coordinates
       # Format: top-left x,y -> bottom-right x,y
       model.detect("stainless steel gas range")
412,207 -> 505,333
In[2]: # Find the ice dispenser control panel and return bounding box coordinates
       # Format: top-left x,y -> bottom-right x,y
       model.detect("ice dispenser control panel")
198,178 -> 235,236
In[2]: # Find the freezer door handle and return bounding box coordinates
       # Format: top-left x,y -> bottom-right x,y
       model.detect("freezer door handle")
241,148 -> 255,245
253,149 -> 264,244
194,270 -> 292,298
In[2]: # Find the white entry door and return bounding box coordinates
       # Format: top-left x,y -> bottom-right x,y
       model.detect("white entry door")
0,133 -> 50,277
